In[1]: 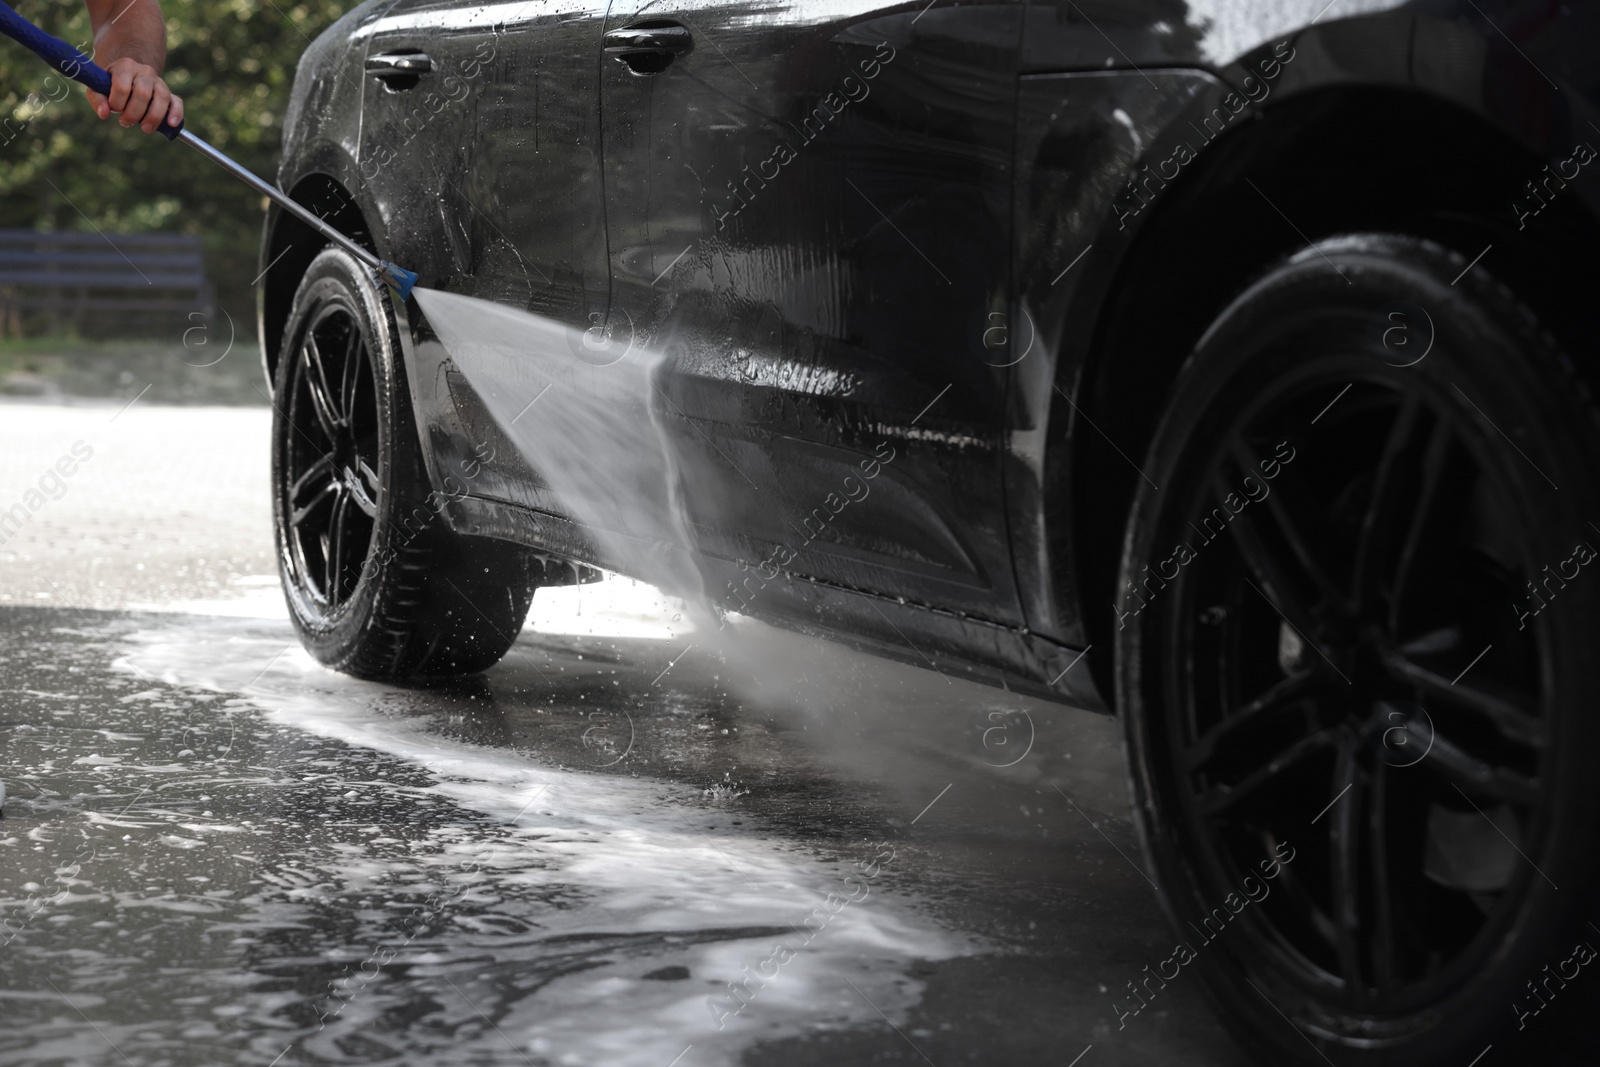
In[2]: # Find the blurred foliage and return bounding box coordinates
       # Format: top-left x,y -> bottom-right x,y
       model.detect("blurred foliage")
0,0 -> 355,329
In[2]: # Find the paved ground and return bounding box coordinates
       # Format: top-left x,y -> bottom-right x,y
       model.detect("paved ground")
0,400 -> 274,611
0,402 -> 1252,1067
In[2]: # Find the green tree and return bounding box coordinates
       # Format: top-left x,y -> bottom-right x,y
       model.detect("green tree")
0,0 -> 355,331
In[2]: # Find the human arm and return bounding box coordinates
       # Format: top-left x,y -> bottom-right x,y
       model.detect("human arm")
81,0 -> 181,133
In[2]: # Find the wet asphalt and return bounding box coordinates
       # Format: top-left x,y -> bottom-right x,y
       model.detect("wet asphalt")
0,401 -> 1250,1066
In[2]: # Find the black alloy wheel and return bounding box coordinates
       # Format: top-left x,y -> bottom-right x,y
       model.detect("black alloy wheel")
282,292 -> 381,610
272,247 -> 543,681
1117,234 -> 1600,1064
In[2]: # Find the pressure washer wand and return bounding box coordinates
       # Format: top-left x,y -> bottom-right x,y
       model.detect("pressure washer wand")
175,130 -> 416,298
0,0 -> 417,300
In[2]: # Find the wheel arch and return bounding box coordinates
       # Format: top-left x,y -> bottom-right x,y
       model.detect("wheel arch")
1033,15 -> 1600,701
257,164 -> 377,392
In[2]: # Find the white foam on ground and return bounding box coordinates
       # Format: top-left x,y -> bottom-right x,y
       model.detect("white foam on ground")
115,612 -> 973,1066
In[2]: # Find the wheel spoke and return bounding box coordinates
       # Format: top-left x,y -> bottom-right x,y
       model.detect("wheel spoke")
339,321 -> 363,424
290,451 -> 338,504
1351,392 -> 1421,598
1382,418 -> 1454,623
1271,854 -> 1343,954
346,463 -> 379,518
1228,512 -> 1324,639
1381,652 -> 1544,748
1367,759 -> 1397,994
1229,439 -> 1349,617
1349,394 -> 1453,616
1194,727 -> 1340,817
357,457 -> 382,502
1329,736 -> 1364,997
325,489 -> 351,606
1421,727 -> 1541,806
1186,669 -> 1318,770
302,333 -> 343,439
290,477 -> 339,529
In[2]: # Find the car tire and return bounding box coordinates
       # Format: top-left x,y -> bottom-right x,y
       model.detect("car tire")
1115,233 -> 1600,1064
271,247 -> 541,681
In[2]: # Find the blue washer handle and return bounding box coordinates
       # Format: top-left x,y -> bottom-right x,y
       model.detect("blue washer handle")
0,0 -> 182,139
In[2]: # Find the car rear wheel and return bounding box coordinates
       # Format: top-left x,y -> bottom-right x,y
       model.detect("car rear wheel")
1116,234 -> 1600,1064
272,247 -> 541,681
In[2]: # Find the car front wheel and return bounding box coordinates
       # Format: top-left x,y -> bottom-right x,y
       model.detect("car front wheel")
271,247 -> 541,681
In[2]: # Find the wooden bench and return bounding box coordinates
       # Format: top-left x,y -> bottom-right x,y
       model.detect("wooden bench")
0,228 -> 212,335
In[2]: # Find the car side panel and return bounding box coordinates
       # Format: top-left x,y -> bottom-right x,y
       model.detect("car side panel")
599,2 -> 1029,623
270,0 -> 1599,705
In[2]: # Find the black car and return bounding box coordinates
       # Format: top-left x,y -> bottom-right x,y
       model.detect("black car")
258,1 -> 1600,1062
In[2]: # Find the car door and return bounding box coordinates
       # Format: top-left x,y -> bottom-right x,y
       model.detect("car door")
599,0 -> 1027,625
359,0 -> 613,516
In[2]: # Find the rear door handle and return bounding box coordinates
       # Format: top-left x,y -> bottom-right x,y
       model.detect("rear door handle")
603,23 -> 692,73
366,51 -> 433,87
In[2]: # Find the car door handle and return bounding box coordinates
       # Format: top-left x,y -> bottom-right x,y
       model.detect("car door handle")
603,23 -> 692,74
366,51 -> 433,87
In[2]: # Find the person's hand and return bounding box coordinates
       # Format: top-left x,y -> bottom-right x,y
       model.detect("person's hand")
84,56 -> 182,133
